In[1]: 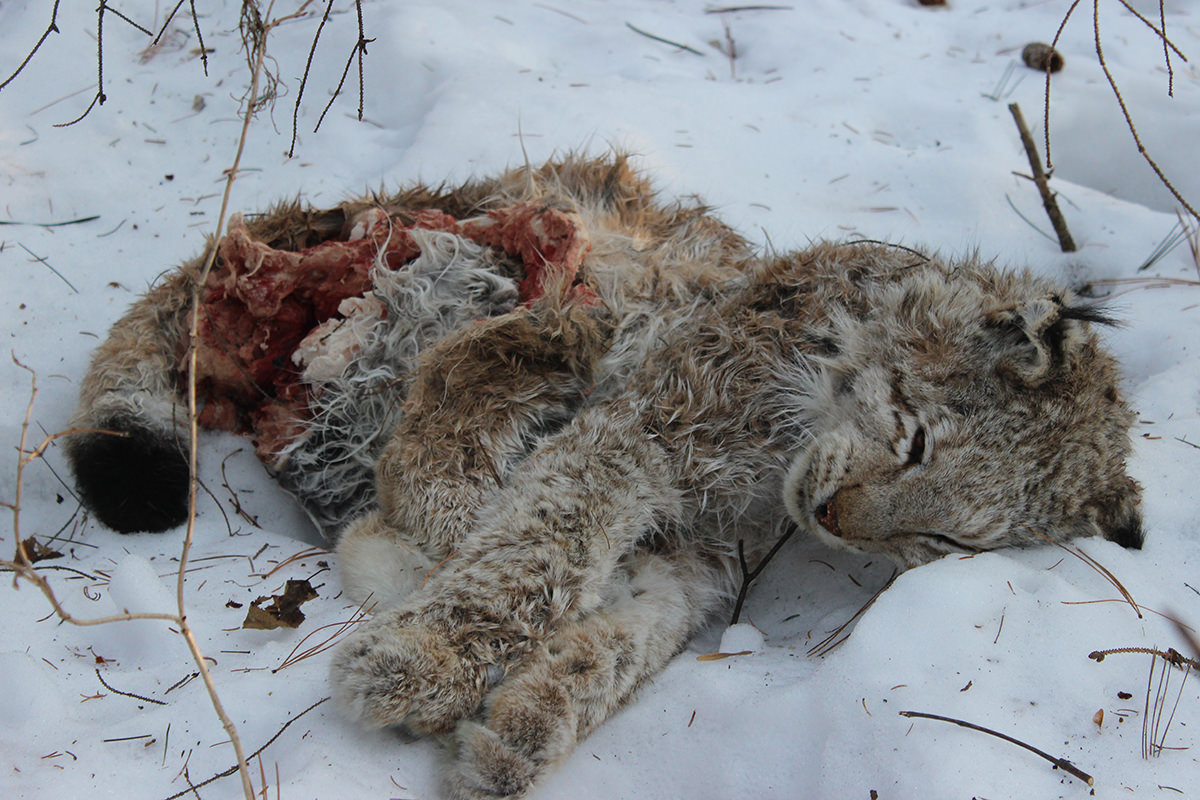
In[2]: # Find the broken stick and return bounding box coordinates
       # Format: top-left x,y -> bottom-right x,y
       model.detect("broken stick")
1009,102 -> 1076,253
900,709 -> 1094,786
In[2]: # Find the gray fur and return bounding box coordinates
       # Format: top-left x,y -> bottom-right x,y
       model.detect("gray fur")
67,155 -> 1141,798
275,229 -> 519,534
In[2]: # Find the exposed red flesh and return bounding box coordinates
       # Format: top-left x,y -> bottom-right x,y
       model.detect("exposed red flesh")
189,204 -> 592,461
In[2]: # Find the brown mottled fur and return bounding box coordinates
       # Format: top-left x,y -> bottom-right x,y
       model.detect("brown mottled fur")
67,155 -> 1141,798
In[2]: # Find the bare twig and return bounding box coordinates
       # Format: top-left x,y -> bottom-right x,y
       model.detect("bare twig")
189,0 -> 209,75
1044,2 -> 1198,222
0,0 -> 62,93
730,522 -> 796,624
1009,102 -> 1075,252
152,0 -> 189,45
288,0 -> 334,157
311,0 -> 374,141
1089,646 -> 1199,670
171,5 -> 292,796
160,697 -> 329,800
899,710 -> 1094,786
95,668 -> 168,706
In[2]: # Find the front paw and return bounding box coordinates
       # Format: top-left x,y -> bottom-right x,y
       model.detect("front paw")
331,610 -> 486,735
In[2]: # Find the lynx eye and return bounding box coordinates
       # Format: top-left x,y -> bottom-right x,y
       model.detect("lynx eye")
904,426 -> 927,467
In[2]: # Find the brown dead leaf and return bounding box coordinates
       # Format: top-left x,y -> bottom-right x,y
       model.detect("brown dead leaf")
16,536 -> 62,564
242,579 -> 318,630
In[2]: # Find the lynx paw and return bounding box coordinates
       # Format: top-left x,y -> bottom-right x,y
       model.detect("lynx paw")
331,610 -> 486,734
449,680 -> 578,799
449,722 -> 545,800
335,510 -> 436,609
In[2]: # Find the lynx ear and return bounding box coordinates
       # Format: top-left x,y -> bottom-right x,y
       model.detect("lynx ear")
987,296 -> 1108,386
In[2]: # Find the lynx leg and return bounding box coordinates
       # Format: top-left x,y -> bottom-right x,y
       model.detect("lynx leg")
331,406 -> 683,735
372,299 -> 611,557
449,550 -> 725,800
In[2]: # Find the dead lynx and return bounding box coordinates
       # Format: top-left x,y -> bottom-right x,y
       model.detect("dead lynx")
67,155 -> 1141,798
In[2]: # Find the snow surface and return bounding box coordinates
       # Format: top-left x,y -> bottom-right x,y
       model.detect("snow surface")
2,1 -> 1200,798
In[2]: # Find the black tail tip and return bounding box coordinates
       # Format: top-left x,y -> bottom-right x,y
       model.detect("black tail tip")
66,417 -> 190,533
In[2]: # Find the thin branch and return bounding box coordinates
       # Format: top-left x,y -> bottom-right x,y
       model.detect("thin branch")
189,0 -> 209,76
1089,646 -> 1199,669
160,698 -> 329,800
1009,102 -> 1075,252
1044,0 -> 1085,170
95,668 -> 168,705
1089,0 -> 1199,221
289,0 -> 334,157
105,4 -> 153,36
0,0 -> 62,93
152,0 -> 188,45
899,710 -> 1094,786
311,0 -> 374,139
172,5 -> 285,796
730,522 -> 796,624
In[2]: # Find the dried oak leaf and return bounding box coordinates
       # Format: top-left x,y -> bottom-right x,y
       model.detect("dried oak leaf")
242,579 -> 318,630
16,536 -> 62,564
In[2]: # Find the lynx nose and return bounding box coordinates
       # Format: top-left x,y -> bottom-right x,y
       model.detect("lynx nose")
815,495 -> 843,538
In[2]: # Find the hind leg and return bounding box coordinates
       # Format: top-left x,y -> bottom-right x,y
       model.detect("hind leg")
332,295 -> 610,610
449,549 -> 725,800
369,298 -> 610,557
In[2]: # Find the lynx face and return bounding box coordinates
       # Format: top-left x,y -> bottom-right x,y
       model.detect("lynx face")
782,269 -> 1143,569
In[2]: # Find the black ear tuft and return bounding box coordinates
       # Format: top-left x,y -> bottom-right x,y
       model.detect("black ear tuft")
66,417 -> 190,533
1060,303 -> 1120,327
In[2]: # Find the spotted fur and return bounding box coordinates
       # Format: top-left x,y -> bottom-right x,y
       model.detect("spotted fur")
67,155 -> 1141,798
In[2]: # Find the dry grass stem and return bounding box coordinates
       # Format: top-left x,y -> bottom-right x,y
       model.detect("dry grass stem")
274,595 -> 374,672
625,21 -> 704,55
1088,645 -> 1196,758
256,545 -> 329,579
808,570 -> 897,658
1026,526 -> 1141,618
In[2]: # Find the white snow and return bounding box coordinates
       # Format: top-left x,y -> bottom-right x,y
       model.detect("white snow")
3,1 -> 1200,798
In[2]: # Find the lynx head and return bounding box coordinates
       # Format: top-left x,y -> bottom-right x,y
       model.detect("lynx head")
782,252 -> 1142,568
